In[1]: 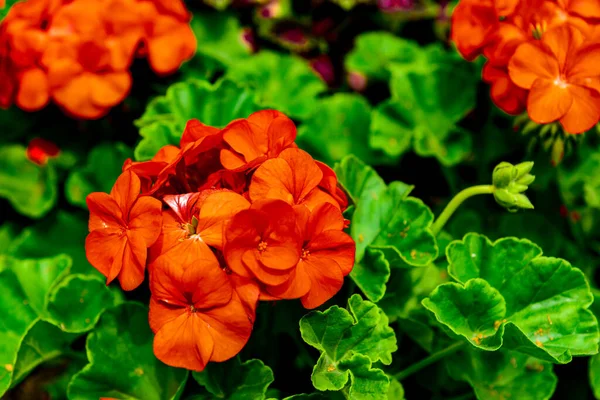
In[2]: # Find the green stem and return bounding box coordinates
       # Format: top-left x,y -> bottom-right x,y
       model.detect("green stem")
431,185 -> 495,236
393,342 -> 465,381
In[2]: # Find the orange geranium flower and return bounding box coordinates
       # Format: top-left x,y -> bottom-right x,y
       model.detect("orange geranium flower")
509,25 -> 600,133
85,170 -> 162,290
224,199 -> 302,289
150,190 -> 250,264
149,256 -> 257,371
483,63 -> 528,115
220,110 -> 297,171
269,203 -> 355,309
450,0 -> 498,61
249,148 -> 341,211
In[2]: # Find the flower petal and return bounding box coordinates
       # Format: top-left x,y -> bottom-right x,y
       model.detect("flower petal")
86,192 -> 123,232
527,78 -> 573,124
117,232 -> 147,291
509,42 -> 559,89
197,191 -> 250,249
300,256 -> 344,309
110,170 -> 141,217
85,230 -> 126,284
559,85 -> 600,134
129,196 -> 162,246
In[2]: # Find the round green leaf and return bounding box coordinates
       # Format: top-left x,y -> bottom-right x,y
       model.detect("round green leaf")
192,357 -> 274,400
297,94 -> 386,165
423,233 -> 599,363
333,155 -> 388,206
190,12 -> 251,66
350,248 -> 390,303
68,302 -> 188,400
345,32 -> 420,81
300,294 -> 396,396
65,143 -> 132,208
46,275 -> 114,333
446,348 -> 557,400
225,51 -> 327,120
0,144 -> 57,219
134,79 -> 260,161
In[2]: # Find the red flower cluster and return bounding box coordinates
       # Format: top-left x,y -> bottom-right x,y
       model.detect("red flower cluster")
451,0 -> 600,134
0,0 -> 196,118
85,110 -> 355,371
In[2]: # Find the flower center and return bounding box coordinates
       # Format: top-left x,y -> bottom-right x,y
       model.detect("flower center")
258,241 -> 268,252
301,248 -> 310,259
531,20 -> 548,40
189,305 -> 197,313
553,75 -> 569,89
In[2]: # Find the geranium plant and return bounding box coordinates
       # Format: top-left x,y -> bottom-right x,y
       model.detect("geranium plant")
2,0 -> 600,399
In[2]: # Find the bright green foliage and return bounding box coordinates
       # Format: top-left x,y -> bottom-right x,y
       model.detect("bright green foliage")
203,0 -> 233,10
68,303 -> 188,400
12,321 -> 78,388
423,234 -> 599,363
46,275 -> 115,333
345,32 -> 420,81
0,268 -> 40,396
8,211 -> 91,274
134,79 -> 260,160
65,142 -> 131,208
0,144 -> 57,218
190,12 -> 251,65
226,51 -> 327,119
446,348 -> 557,400
370,50 -> 476,166
300,294 -> 397,398
297,94 -> 385,165
590,353 -> 600,399
192,357 -> 274,400
0,0 -> 22,22
330,0 -> 371,10
333,155 -> 387,206
351,248 -> 390,302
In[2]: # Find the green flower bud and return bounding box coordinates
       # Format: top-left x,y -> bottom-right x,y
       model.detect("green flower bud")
492,161 -> 535,212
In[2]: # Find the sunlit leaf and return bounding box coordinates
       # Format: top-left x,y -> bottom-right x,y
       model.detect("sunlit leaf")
68,303 -> 188,400
226,51 -> 326,119
190,11 -> 251,65
423,233 -> 599,363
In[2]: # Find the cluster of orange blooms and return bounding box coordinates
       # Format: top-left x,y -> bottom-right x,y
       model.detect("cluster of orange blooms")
0,0 -> 196,119
85,110 -> 356,371
452,0 -> 600,134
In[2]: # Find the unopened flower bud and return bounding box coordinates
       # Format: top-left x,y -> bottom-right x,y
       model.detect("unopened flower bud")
347,71 -> 367,92
492,161 -> 535,212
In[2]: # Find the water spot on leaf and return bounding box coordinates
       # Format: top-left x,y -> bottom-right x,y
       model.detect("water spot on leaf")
535,339 -> 543,347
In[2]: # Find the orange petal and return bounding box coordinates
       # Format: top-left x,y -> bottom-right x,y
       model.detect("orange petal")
559,85 -> 600,134
306,202 -> 345,238
266,264 -> 311,300
222,119 -> 266,166
117,232 -> 147,291
149,211 -> 186,263
51,74 -> 108,119
198,191 -> 250,249
149,296 -> 185,333
181,119 -> 220,148
300,256 -> 344,309
90,72 -> 132,108
509,42 -> 559,89
242,249 -> 294,286
129,196 -> 162,246
85,231 -> 126,284
527,78 -> 573,124
202,294 -> 255,362
110,170 -> 141,216
542,25 -> 584,71
220,149 -> 247,170
146,17 -> 196,75
309,230 -> 356,276
569,0 -> 600,18
153,312 -> 214,371
16,68 -> 49,111
86,192 -> 123,232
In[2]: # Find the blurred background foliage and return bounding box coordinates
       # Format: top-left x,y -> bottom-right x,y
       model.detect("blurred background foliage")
2,0 -> 600,399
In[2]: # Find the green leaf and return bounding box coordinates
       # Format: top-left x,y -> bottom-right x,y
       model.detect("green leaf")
0,223 -> 18,255
203,0 -> 232,10
370,53 -> 476,166
423,233 -> 599,363
190,12 -> 251,65
226,51 -> 326,119
0,144 -> 57,218
192,357 -> 274,400
134,79 -> 260,160
6,254 -> 72,317
283,393 -> 345,400
590,353 -> 600,399
350,248 -> 390,302
333,155 -> 387,206
0,0 -> 22,22
386,379 -> 404,400
297,94 -> 386,165
345,32 -> 420,81
446,347 -> 557,400
12,320 -> 78,387
352,185 -> 437,265
65,142 -> 132,208
0,268 -> 39,397
8,211 -> 92,275
300,294 -> 396,397
330,0 -> 371,10
46,275 -> 115,333
68,302 -> 188,400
